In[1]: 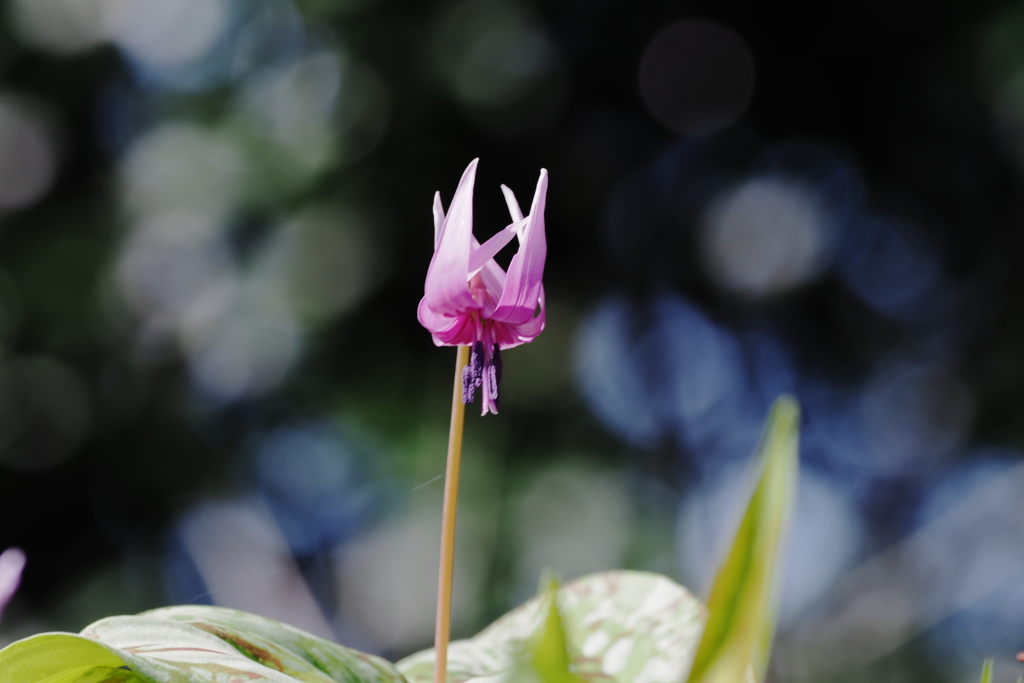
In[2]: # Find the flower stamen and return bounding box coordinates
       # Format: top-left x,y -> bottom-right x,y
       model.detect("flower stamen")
461,341 -> 502,414
462,341 -> 485,404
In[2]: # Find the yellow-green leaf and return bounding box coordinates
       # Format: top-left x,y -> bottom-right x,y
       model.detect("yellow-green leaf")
980,658 -> 993,683
521,576 -> 585,683
0,633 -> 140,683
685,396 -> 800,683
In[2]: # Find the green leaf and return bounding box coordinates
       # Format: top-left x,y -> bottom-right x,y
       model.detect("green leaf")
0,606 -> 407,683
397,570 -> 706,683
524,577 -> 584,683
685,396 -> 800,683
140,605 -> 406,683
980,658 -> 993,683
75,615 -> 302,683
497,573 -> 586,683
0,632 -> 140,683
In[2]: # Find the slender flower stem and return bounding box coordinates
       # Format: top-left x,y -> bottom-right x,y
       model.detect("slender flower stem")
435,344 -> 470,683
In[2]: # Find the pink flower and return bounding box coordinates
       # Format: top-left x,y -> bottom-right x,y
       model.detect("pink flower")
0,547 -> 25,621
418,159 -> 549,415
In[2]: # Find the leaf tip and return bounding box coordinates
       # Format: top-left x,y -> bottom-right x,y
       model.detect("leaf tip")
980,657 -> 994,683
769,395 -> 800,428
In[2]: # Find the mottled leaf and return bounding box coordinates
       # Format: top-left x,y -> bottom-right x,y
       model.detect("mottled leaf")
0,606 -> 406,683
686,396 -> 800,683
141,605 -> 405,683
397,570 -> 706,683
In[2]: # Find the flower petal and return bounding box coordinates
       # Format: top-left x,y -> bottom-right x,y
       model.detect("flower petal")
501,184 -> 524,223
0,547 -> 25,619
424,159 -> 480,316
473,242 -> 507,318
432,192 -> 444,248
417,297 -> 477,346
468,218 -> 525,278
491,169 -> 548,325
497,286 -> 545,349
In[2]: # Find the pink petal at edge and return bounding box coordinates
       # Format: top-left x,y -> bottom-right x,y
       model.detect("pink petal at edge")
0,547 -> 25,617
432,192 -> 444,248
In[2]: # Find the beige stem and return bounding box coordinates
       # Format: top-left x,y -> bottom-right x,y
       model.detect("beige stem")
434,344 -> 470,683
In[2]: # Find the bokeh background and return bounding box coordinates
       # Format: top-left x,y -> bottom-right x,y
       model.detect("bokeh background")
1,1 -> 1024,681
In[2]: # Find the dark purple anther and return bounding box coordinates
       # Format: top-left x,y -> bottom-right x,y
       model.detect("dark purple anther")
493,346 -> 502,384
462,341 -> 485,404
462,343 -> 503,413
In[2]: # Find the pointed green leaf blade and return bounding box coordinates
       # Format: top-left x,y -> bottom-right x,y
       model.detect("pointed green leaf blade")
685,396 -> 800,683
520,576 -> 584,683
980,658 -> 994,683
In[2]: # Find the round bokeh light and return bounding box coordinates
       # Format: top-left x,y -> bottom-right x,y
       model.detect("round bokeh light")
638,21 -> 755,136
